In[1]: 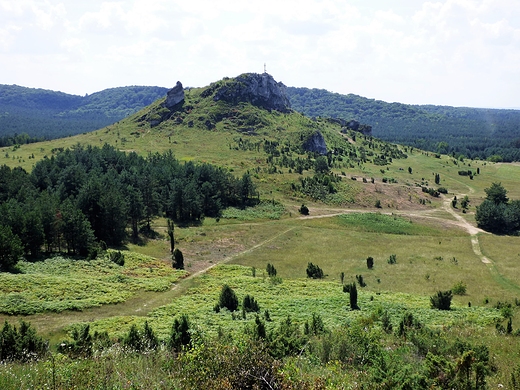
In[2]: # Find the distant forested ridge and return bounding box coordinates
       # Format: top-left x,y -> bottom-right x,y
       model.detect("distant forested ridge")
0,85 -> 168,142
0,144 -> 256,263
287,87 -> 520,161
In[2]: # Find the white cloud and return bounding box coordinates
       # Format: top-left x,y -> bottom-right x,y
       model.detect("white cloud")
0,0 -> 519,107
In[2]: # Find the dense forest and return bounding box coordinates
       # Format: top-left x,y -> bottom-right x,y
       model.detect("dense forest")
0,144 -> 256,268
287,87 -> 520,161
0,85 -> 168,141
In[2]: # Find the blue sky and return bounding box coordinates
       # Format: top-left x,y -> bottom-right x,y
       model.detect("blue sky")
1,0 -> 519,108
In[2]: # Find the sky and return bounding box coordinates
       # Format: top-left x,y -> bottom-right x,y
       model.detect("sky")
1,0 -> 519,108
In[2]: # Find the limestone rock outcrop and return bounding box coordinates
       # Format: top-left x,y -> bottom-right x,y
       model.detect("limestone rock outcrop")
165,81 -> 184,109
303,131 -> 327,155
213,73 -> 291,112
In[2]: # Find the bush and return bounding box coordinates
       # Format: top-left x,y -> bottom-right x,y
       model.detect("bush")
109,251 -> 125,266
366,256 -> 374,269
452,281 -> 467,295
172,248 -> 184,269
58,324 -> 93,357
387,254 -> 397,264
356,274 -> 366,287
430,290 -> 453,310
266,263 -> 277,277
299,204 -> 309,215
306,262 -> 324,279
304,313 -> 326,336
168,314 -> 191,352
343,282 -> 359,310
0,320 -> 47,361
243,295 -> 260,313
219,284 -> 239,312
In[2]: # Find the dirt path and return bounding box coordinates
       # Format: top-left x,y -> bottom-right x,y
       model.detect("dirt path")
440,195 -> 492,264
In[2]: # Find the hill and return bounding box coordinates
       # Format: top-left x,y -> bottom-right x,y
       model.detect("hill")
287,86 -> 520,161
0,84 -> 168,143
3,73 -> 520,388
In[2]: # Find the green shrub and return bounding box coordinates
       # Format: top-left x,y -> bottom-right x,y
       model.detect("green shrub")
0,320 -> 47,361
356,274 -> 366,287
58,324 -> 93,357
343,282 -> 359,310
387,254 -> 397,264
299,204 -> 309,215
266,263 -> 277,277
366,256 -> 374,269
452,281 -> 467,295
168,314 -> 191,352
430,290 -> 453,310
173,248 -> 184,269
306,262 -> 324,279
243,295 -> 260,313
219,284 -> 239,312
109,251 -> 125,266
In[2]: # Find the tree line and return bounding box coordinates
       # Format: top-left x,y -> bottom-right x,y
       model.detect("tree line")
0,144 -> 257,269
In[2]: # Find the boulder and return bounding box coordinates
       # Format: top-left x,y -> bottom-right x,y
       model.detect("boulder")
303,131 -> 327,155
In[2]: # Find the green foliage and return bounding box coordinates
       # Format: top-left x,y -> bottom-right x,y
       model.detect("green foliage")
299,204 -> 309,215
218,284 -> 239,312
168,315 -> 191,352
0,253 -> 185,315
476,183 -> 520,233
221,200 -> 286,221
122,321 -> 158,352
366,256 -> 374,269
452,281 -> 467,295
172,248 -> 184,270
242,294 -> 260,313
266,263 -> 277,277
304,312 -> 326,336
388,254 -> 397,264
287,86 -> 520,162
0,320 -> 47,361
0,225 -> 23,271
485,182 -> 508,204
356,274 -> 366,287
343,282 -> 360,310
306,262 -> 324,279
109,251 -> 124,266
431,290 -> 453,310
336,213 -> 442,236
58,324 -> 93,357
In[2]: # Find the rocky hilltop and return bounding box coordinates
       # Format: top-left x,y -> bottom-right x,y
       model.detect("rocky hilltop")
209,73 -> 291,113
